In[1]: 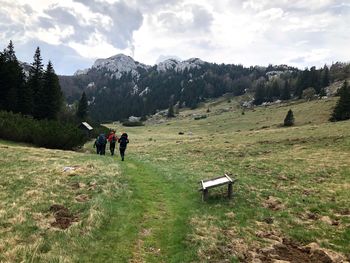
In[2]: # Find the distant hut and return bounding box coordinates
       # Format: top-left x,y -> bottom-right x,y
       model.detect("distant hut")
78,122 -> 93,137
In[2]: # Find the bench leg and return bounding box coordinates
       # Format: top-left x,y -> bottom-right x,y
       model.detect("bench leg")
203,189 -> 208,201
228,183 -> 233,199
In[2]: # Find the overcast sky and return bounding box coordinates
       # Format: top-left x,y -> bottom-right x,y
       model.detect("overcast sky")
1,0 -> 349,75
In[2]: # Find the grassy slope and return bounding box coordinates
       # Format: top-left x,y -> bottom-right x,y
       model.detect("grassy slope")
0,96 -> 350,262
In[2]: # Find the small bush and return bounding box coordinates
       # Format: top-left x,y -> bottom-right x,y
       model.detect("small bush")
0,111 -> 86,149
194,115 -> 207,120
284,109 -> 295,127
302,87 -> 316,100
122,121 -> 144,127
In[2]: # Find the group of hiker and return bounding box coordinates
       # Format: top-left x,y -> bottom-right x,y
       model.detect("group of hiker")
94,130 -> 129,161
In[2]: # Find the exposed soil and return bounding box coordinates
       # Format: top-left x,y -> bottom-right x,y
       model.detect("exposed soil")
257,238 -> 332,263
263,196 -> 285,211
49,204 -> 78,229
251,238 -> 349,263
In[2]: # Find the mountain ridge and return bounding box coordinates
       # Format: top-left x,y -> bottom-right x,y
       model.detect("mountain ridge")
73,54 -> 208,77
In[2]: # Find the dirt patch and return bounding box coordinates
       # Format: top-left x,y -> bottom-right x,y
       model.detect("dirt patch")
253,239 -> 349,263
263,196 -> 285,211
49,204 -> 78,229
256,230 -> 282,243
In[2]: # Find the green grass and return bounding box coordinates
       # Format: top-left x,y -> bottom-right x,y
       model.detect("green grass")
1,96 -> 350,262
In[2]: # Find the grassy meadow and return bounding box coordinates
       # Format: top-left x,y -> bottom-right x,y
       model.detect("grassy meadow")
1,96 -> 350,262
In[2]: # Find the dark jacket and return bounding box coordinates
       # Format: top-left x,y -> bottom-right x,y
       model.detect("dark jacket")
97,134 -> 107,145
118,134 -> 129,148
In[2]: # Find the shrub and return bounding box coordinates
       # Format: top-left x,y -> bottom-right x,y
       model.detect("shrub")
283,109 -> 295,127
302,87 -> 316,100
0,111 -> 86,149
122,121 -> 144,127
194,115 -> 207,120
330,81 -> 350,122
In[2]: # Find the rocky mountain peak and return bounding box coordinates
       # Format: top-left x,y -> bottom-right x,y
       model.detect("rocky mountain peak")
156,57 -> 205,72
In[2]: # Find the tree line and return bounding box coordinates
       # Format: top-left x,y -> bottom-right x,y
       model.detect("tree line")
0,41 -> 62,120
253,65 -> 331,105
75,63 -> 296,121
64,58 -> 350,122
0,41 -> 97,149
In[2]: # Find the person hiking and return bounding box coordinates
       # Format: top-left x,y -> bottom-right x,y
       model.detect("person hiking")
107,130 -> 118,156
97,133 -> 107,155
118,132 -> 129,161
93,136 -> 100,154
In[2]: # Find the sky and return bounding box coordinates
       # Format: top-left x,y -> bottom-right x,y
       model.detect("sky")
1,0 -> 349,75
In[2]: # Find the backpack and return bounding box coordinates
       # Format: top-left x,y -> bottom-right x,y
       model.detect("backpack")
111,135 -> 116,143
119,135 -> 129,148
98,134 -> 106,145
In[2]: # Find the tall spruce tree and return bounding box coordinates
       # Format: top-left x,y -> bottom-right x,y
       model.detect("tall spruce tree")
41,61 -> 62,119
0,51 -> 5,110
76,92 -> 88,120
330,81 -> 350,121
322,65 -> 330,88
0,41 -> 25,113
28,47 -> 44,119
167,95 -> 175,118
280,80 -> 291,100
254,83 -> 266,105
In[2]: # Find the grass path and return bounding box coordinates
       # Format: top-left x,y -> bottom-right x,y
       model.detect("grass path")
74,153 -> 199,262
118,156 -> 198,262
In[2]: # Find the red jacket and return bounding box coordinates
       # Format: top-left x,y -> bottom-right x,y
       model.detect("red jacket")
107,133 -> 118,142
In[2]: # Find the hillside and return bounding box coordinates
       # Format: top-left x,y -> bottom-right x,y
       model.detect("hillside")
1,97 -> 350,262
58,54 -> 301,122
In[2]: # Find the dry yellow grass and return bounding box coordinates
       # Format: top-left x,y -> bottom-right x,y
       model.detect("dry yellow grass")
0,142 -> 122,262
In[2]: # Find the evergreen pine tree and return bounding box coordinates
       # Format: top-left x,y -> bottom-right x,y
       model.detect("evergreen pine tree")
310,66 -> 321,93
284,109 -> 295,126
76,92 -> 88,120
330,81 -> 350,121
0,41 -> 25,113
254,83 -> 266,105
0,51 -> 5,110
321,65 -> 330,88
271,79 -> 280,99
280,80 -> 291,100
167,95 -> 175,118
319,87 -> 327,97
28,47 -> 44,119
41,61 -> 63,119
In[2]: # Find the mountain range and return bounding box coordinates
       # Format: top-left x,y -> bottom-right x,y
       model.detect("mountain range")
57,54 -> 299,121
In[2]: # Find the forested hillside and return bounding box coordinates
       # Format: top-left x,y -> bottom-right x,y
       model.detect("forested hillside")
59,54 -> 350,122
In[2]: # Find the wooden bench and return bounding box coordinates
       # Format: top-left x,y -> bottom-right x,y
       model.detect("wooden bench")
200,174 -> 236,201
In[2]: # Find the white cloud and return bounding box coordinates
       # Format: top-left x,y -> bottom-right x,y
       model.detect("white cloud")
257,8 -> 284,20
35,25 -> 75,45
0,0 -> 349,74
68,33 -> 121,58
